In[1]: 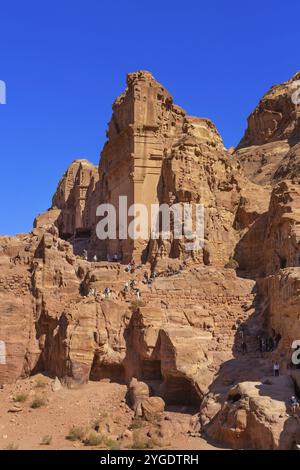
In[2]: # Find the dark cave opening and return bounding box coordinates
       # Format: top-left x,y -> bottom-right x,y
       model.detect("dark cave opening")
163,376 -> 201,407
75,229 -> 92,238
141,359 -> 163,381
90,362 -> 125,384
228,393 -> 242,403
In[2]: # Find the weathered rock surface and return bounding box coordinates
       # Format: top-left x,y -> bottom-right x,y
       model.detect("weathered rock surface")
202,376 -> 300,449
1,70 -> 300,450
235,71 -> 300,185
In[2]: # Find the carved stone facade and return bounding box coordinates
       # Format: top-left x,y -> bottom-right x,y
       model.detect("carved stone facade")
97,71 -> 186,262
52,159 -> 99,239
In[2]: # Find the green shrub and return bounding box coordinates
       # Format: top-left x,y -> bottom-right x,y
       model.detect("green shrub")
131,431 -> 152,450
83,431 -> 102,447
104,437 -> 120,450
31,396 -> 47,409
129,416 -> 145,430
13,393 -> 28,403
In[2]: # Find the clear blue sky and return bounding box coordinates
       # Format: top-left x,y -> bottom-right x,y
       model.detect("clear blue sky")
0,0 -> 299,235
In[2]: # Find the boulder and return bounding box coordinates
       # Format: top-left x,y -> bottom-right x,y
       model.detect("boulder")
141,396 -> 165,422
129,378 -> 149,416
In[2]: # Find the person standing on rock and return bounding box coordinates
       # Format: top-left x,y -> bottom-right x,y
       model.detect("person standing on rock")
289,396 -> 300,421
104,287 -> 111,299
122,282 -> 129,298
259,337 -> 266,354
273,361 -> 280,376
135,288 -> 141,300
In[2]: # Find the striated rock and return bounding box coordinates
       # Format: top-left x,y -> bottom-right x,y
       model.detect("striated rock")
238,71 -> 300,149
148,115 -> 268,267
235,72 -> 300,185
235,140 -> 291,185
235,179 -> 300,277
2,69 -> 300,450
274,143 -> 300,182
141,396 -> 165,422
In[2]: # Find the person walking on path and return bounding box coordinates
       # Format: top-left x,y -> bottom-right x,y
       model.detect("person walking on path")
273,361 -> 280,377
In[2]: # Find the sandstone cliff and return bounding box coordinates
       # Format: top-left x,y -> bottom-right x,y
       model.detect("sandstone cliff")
1,70 -> 300,450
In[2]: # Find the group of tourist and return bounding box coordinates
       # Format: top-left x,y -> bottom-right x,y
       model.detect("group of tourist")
238,323 -> 282,357
258,333 -> 281,354
122,279 -> 141,300
82,252 -> 157,302
107,252 -> 123,263
125,259 -> 136,273
83,250 -> 126,263
237,325 -> 283,378
83,250 -> 99,262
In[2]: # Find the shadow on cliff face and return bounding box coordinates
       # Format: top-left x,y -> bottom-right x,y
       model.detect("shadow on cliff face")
209,274 -> 283,387
31,312 -> 70,379
234,212 -> 269,279
122,309 -> 201,413
89,360 -> 126,384
279,417 -> 300,449
200,280 -> 300,449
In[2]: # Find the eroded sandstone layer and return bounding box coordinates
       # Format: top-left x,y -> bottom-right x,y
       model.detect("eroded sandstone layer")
1,70 -> 300,449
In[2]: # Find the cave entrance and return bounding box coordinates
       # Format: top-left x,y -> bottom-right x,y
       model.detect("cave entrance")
279,256 -> 287,269
141,360 -> 162,381
75,229 -> 91,239
61,233 -> 73,241
90,363 -> 125,384
163,376 -> 201,407
228,393 -> 242,403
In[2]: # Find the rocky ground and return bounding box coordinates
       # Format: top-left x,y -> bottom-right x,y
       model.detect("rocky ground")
0,374 -> 221,451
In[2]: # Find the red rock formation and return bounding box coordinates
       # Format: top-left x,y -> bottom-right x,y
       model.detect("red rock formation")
1,70 -> 300,450
235,71 -> 300,185
238,71 -> 300,148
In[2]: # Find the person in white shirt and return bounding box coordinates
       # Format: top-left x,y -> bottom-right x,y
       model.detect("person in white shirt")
273,361 -> 280,376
